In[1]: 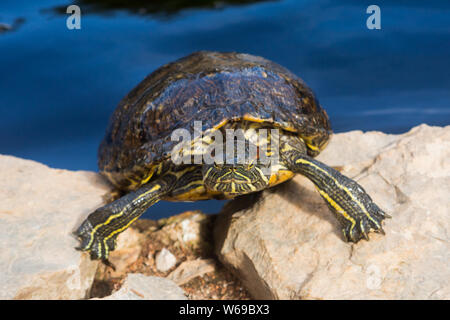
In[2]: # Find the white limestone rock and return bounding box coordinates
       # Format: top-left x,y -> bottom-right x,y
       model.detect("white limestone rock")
101,274 -> 187,300
155,248 -> 177,272
215,125 -> 450,299
0,155 -> 112,299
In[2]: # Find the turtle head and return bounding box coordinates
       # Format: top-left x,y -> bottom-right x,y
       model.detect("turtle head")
202,162 -> 269,196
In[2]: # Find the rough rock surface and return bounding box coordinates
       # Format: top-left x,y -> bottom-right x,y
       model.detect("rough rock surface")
0,155 -> 111,299
100,274 -> 187,300
215,124 -> 450,299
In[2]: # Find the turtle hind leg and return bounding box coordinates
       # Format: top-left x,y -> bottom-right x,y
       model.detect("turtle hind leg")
283,151 -> 389,243
75,175 -> 176,260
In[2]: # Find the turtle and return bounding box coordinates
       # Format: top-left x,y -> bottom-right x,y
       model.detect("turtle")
76,51 -> 388,261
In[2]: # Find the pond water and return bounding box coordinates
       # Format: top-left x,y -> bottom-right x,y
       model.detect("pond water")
1,0 -> 449,218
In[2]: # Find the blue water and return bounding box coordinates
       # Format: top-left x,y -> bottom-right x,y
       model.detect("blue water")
1,0 -> 449,219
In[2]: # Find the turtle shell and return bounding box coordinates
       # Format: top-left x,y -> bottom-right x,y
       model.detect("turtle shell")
99,51 -> 331,187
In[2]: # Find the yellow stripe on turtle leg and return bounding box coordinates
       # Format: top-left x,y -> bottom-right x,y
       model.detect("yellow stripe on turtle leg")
76,176 -> 176,260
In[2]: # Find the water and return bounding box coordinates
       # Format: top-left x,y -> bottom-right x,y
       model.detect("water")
1,0 -> 449,219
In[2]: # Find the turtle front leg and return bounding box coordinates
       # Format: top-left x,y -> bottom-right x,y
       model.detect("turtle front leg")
75,176 -> 175,261
283,152 -> 389,242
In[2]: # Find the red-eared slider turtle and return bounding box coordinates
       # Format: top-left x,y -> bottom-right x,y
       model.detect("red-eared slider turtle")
76,51 -> 388,261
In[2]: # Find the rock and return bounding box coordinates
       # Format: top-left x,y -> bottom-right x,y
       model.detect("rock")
215,124 -> 450,299
0,155 -> 112,299
0,18 -> 24,33
0,23 -> 12,32
107,227 -> 143,277
90,214 -> 250,300
101,274 -> 187,300
157,211 -> 215,254
155,248 -> 177,272
168,259 -> 216,285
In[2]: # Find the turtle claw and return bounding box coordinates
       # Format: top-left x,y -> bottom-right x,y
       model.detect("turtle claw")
74,213 -> 117,261
75,219 -> 94,251
341,200 -> 388,243
102,259 -> 116,271
362,231 -> 370,241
